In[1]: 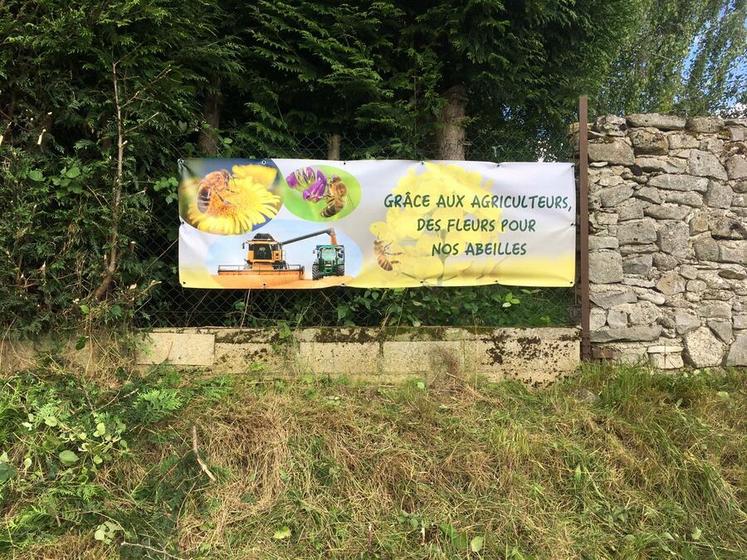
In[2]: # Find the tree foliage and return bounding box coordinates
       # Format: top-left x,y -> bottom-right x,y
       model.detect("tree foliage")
0,0 -> 240,332
597,0 -> 746,115
0,0 -> 743,332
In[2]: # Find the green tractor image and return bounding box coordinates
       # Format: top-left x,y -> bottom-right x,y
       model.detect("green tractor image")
217,227 -> 345,282
312,242 -> 345,280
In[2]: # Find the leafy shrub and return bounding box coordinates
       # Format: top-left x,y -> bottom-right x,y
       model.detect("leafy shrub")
0,365 -> 228,552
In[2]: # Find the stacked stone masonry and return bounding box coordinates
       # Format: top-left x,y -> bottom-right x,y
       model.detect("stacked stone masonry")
587,113 -> 746,368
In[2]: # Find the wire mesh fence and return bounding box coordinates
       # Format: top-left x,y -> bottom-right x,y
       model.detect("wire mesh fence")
135,129 -> 579,328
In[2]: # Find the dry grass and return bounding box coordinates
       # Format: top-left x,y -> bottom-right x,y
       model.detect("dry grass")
1,363 -> 746,559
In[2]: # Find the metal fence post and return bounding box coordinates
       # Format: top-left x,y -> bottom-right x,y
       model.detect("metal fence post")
578,96 -> 591,360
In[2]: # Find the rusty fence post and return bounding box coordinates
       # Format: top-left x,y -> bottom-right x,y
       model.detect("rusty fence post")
578,95 -> 591,360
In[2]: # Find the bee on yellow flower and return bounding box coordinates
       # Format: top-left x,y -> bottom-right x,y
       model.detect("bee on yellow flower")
181,164 -> 281,235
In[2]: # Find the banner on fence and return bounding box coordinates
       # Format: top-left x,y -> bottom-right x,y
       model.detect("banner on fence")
178,159 -> 576,289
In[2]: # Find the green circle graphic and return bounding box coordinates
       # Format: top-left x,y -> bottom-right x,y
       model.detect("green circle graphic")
281,165 -> 361,222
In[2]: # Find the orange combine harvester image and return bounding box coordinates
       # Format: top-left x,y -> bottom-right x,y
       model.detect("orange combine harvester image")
215,227 -> 351,288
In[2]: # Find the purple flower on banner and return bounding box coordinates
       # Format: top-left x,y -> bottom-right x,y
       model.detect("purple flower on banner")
286,166 -> 313,188
303,170 -> 327,201
286,166 -> 327,202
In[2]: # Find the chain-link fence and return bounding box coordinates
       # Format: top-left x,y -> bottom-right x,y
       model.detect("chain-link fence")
134,130 -> 579,328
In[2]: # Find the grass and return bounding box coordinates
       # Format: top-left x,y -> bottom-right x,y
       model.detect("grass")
0,361 -> 745,559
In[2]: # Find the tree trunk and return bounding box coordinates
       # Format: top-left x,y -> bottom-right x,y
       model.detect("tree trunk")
327,133 -> 341,160
198,80 -> 221,156
436,85 -> 467,160
93,62 -> 125,300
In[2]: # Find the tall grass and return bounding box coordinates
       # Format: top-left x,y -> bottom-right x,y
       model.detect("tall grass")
1,363 -> 745,559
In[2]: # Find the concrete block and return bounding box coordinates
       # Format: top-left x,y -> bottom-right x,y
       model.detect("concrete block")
137,332 -> 215,366
647,344 -> 684,354
299,341 -> 382,375
647,343 -> 685,369
464,328 -> 579,384
380,327 -> 468,342
296,327 -> 381,343
213,328 -> 281,344
213,342 -> 282,373
381,341 -> 463,375
295,328 -> 324,342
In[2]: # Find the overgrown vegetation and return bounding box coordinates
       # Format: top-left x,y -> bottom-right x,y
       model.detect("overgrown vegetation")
2,1 -> 744,334
150,286 -> 572,329
1,363 -> 745,558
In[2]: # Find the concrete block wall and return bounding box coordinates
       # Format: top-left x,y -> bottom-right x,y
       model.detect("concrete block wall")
586,113 -> 746,368
135,327 -> 580,386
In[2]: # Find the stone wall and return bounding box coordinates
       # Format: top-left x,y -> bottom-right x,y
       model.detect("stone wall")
586,113 -> 746,368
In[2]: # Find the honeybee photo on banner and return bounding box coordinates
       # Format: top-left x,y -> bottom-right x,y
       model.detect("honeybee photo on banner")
282,165 -> 362,222
179,160 -> 283,235
178,159 -> 576,289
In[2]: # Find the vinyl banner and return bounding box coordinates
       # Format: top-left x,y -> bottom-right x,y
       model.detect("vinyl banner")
178,159 -> 576,289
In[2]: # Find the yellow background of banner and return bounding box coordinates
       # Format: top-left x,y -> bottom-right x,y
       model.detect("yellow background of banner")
179,159 -> 576,289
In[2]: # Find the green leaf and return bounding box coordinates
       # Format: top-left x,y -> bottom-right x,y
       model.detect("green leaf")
28,169 -> 44,182
337,305 -> 350,321
0,463 -> 17,483
59,450 -> 79,466
691,528 -> 702,541
65,166 -> 81,178
75,336 -> 88,350
273,526 -> 292,540
94,528 -> 106,541
470,535 -> 484,553
94,422 -> 106,436
79,304 -> 90,315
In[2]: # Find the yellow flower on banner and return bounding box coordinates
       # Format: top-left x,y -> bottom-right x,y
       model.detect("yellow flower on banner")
449,258 -> 502,280
182,165 -> 280,235
231,163 -> 278,185
366,162 -> 502,284
370,221 -> 400,245
399,254 -> 444,280
387,208 -> 423,240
